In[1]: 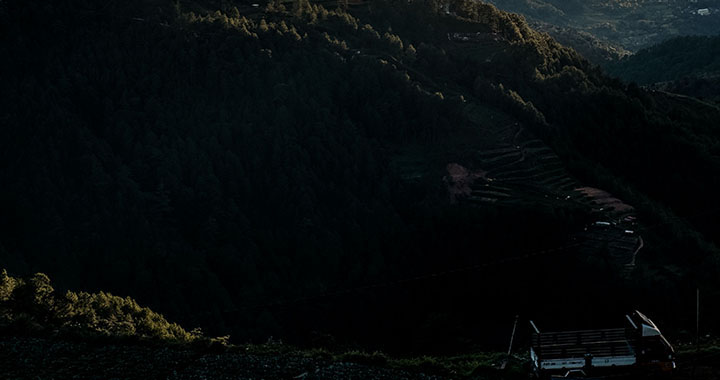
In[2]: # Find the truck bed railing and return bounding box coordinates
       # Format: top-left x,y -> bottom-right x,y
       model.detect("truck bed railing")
536,340 -> 634,359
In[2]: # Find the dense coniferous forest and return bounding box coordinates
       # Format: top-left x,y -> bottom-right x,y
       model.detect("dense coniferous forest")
607,36 -> 720,84
2,0 -> 720,355
606,35 -> 720,102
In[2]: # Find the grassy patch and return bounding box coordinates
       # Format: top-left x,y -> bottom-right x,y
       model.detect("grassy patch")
234,341 -> 527,378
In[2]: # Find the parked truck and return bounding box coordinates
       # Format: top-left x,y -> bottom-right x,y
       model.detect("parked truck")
530,311 -> 675,379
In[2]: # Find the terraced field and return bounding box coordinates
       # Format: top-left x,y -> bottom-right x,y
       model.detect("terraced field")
449,120 -> 643,275
466,126 -> 582,206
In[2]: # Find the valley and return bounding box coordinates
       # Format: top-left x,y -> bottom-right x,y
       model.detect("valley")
487,0 -> 720,60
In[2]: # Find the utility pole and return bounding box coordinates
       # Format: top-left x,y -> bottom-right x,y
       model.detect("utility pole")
692,287 -> 700,380
697,288 -> 700,348
501,315 -> 519,370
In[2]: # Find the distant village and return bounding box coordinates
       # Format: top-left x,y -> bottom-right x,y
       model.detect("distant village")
681,0 -> 716,16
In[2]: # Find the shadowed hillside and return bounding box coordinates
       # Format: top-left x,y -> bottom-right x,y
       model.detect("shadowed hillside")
607,36 -> 720,84
606,36 -> 720,103
1,0 -> 720,355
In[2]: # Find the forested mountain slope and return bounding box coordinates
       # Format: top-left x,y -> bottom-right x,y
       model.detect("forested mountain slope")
1,0 -> 720,352
606,36 -> 720,102
608,36 -> 720,84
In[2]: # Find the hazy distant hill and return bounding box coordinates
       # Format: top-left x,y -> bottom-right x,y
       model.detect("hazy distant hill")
487,0 -> 720,57
1,0 -> 720,352
530,20 -> 630,63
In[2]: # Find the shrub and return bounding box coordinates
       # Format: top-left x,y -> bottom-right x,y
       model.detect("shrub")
0,270 -> 202,343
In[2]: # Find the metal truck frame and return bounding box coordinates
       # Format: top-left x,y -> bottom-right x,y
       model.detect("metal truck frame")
530,311 -> 675,378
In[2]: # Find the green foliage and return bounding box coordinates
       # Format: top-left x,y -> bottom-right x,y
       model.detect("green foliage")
0,270 -> 17,301
474,81 -> 547,126
0,270 -> 201,343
